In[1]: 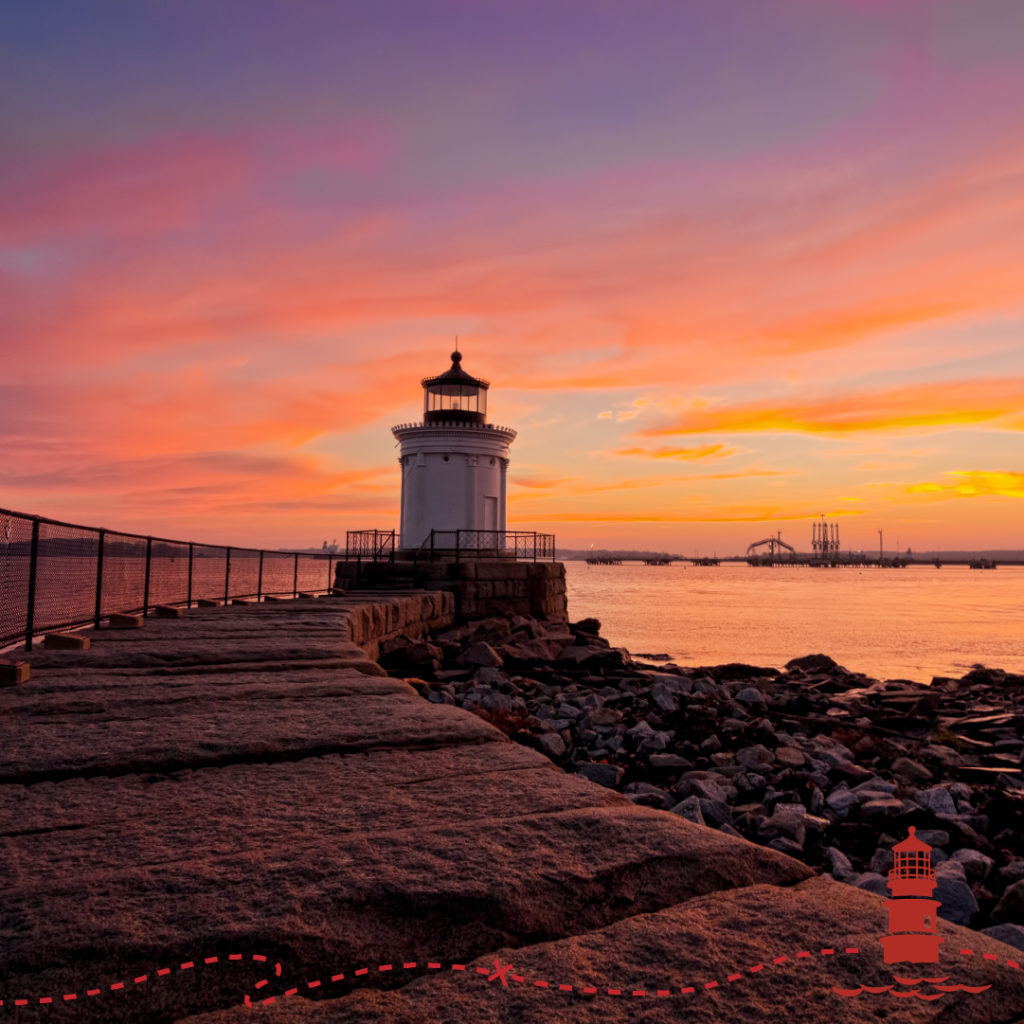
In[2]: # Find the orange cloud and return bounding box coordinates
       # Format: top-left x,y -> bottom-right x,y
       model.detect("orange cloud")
638,378 -> 1024,438
903,470 -> 1024,499
614,443 -> 739,461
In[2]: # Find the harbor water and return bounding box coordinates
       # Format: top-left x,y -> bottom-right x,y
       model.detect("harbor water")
565,561 -> 1024,683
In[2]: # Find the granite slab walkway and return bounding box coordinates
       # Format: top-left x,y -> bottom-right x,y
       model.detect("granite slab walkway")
0,597 -> 1020,1023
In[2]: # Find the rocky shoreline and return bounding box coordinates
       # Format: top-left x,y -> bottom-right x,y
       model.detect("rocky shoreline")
379,614 -> 1024,949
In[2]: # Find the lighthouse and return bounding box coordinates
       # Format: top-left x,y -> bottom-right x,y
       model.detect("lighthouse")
881,826 -> 943,964
391,351 -> 516,551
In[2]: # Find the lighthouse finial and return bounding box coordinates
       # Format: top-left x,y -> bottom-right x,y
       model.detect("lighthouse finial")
908,826 -> 916,837
452,337 -> 462,364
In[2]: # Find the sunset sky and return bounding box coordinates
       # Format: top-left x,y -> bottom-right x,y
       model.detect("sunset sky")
3,0 -> 1023,554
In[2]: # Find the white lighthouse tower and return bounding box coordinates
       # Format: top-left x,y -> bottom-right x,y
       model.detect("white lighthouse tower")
392,350 -> 516,551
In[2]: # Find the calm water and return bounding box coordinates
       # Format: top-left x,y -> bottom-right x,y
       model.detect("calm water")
565,561 -> 1024,683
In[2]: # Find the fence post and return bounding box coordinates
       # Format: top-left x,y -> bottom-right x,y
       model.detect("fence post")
257,550 -> 264,603
327,554 -> 334,594
293,552 -> 298,598
143,536 -> 152,617
430,530 -> 435,562
455,530 -> 461,564
224,547 -> 232,605
94,529 -> 105,627
24,518 -> 40,651
187,543 -> 193,607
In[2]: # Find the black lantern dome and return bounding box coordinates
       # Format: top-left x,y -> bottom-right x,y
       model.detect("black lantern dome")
421,351 -> 489,425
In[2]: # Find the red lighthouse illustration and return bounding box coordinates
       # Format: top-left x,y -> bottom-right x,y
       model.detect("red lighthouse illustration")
881,826 -> 943,963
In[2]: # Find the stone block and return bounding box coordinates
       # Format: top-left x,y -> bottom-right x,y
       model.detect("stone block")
107,613 -> 144,629
43,633 -> 90,650
263,595 -> 284,602
298,592 -> 316,599
154,605 -> 184,618
230,599 -> 250,607
0,659 -> 30,685
196,598 -> 219,607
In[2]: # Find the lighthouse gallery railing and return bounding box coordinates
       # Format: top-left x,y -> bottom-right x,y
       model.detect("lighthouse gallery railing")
0,507 -> 336,651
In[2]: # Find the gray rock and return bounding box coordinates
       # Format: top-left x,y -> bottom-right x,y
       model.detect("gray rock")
698,798 -> 734,829
914,829 -> 950,848
676,777 -> 728,803
998,861 -> 1024,885
700,734 -> 723,754
761,803 -> 806,846
538,733 -> 566,759
981,923 -> 1024,953
768,836 -> 804,858
734,686 -> 766,706
860,797 -> 905,820
583,706 -> 622,727
577,762 -> 624,788
649,682 -> 678,712
935,873 -> 979,926
623,782 -> 674,810
854,872 -> 890,896
824,846 -> 855,881
869,849 -> 893,875
825,784 -> 859,818
916,785 -> 957,816
891,757 -> 932,782
775,746 -> 805,768
951,847 -> 995,881
456,642 -> 504,669
993,879 -> 1024,924
648,753 -> 692,770
473,666 -> 507,686
736,744 -> 774,769
669,795 -> 705,826
717,822 -> 744,839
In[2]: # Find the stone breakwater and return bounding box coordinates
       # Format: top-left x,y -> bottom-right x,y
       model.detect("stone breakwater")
380,614 -> 1024,948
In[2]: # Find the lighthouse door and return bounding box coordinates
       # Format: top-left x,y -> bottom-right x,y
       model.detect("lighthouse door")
484,496 -> 498,532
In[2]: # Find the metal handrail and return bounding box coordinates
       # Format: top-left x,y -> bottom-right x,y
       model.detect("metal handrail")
0,507 -> 336,651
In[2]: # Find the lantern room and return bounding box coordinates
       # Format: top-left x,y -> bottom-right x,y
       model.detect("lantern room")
422,351 -> 488,425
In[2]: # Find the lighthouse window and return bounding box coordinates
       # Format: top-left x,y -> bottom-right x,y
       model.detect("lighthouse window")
443,455 -> 449,462
490,457 -> 495,465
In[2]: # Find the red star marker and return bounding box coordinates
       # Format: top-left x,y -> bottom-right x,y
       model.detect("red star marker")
488,959 -> 514,986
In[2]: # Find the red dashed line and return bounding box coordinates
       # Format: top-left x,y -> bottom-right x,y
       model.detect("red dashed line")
20,943 -> 990,1010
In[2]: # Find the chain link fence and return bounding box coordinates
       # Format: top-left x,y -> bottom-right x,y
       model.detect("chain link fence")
0,507 -> 336,651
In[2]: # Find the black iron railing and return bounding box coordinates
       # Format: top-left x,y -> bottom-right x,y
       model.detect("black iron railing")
424,529 -> 556,562
345,529 -> 396,562
0,507 -> 337,651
